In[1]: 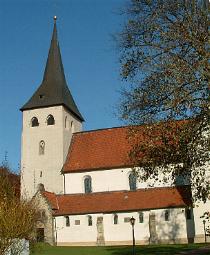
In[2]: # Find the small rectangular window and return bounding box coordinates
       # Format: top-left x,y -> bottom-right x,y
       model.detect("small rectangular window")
65,216 -> 70,227
88,216 -> 93,226
165,210 -> 170,221
139,212 -> 144,223
124,217 -> 131,223
113,214 -> 118,225
75,220 -> 80,225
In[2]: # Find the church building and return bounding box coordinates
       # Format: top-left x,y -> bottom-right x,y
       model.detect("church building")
20,18 -> 209,246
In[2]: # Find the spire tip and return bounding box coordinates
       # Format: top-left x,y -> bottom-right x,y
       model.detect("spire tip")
54,16 -> 57,22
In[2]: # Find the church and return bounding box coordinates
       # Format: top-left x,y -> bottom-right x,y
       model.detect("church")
20,18 -> 209,246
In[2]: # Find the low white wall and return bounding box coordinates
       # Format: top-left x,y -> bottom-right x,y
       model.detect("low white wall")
55,208 -> 188,245
103,212 -> 150,243
155,208 -> 188,242
193,199 -> 210,242
191,166 -> 210,242
55,214 -> 100,244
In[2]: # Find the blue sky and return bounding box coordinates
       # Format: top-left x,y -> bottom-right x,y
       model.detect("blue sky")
0,0 -> 127,171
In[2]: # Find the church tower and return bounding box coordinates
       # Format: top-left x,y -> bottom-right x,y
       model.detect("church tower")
20,17 -> 84,198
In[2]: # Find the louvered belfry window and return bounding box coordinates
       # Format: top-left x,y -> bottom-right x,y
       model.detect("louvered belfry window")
31,117 -> 39,127
47,115 -> 55,125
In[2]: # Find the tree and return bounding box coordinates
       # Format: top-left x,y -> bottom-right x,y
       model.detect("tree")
0,166 -> 37,255
118,0 -> 209,202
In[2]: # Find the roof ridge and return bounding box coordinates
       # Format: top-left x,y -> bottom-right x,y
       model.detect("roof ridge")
73,119 -> 189,135
42,190 -> 56,195
72,125 -> 131,135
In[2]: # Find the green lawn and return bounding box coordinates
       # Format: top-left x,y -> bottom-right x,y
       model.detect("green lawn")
31,243 -> 207,255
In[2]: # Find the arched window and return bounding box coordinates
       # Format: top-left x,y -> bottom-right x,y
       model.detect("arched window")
88,215 -> 93,226
165,210 -> 170,221
139,212 -> 144,223
65,216 -> 70,227
31,117 -> 39,127
71,121 -> 74,133
129,172 -> 137,191
65,116 -> 68,129
84,176 -> 92,193
113,214 -> 118,225
39,140 -> 45,155
47,115 -> 55,125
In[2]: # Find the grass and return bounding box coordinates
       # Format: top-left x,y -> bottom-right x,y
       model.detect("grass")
31,243 -> 207,255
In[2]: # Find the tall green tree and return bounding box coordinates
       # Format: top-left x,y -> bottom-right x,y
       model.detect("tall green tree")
118,0 -> 209,202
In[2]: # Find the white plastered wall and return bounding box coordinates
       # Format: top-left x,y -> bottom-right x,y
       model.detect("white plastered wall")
54,209 -> 188,246
65,168 -> 175,194
21,106 -> 82,199
103,212 -> 150,244
55,214 -> 99,244
193,200 -> 210,242
155,208 -> 190,242
192,126 -> 210,241
192,165 -> 210,243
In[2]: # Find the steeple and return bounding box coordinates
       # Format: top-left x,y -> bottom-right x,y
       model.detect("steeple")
21,17 -> 84,122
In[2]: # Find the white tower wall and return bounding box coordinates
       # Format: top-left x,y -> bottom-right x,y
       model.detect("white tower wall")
21,105 -> 82,199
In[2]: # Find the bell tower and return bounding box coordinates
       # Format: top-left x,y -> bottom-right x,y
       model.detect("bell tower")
20,17 -> 84,198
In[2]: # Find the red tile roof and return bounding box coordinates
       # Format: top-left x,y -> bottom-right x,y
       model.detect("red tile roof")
42,186 -> 191,216
63,126 -> 137,173
42,191 -> 59,210
63,121 -> 188,173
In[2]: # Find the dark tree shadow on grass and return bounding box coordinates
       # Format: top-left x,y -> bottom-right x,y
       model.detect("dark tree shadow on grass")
105,244 -> 203,255
105,201 -> 196,255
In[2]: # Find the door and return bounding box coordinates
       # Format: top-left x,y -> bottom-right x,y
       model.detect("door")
37,228 -> 45,242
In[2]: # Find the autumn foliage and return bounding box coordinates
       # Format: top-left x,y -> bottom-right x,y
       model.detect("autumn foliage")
118,0 -> 209,202
0,166 -> 37,254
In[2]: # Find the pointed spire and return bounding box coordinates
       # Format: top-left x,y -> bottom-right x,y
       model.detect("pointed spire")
21,17 -> 84,122
42,16 -> 66,86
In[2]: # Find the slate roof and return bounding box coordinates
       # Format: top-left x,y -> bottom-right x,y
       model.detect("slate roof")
21,19 -> 84,122
42,186 -> 191,216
